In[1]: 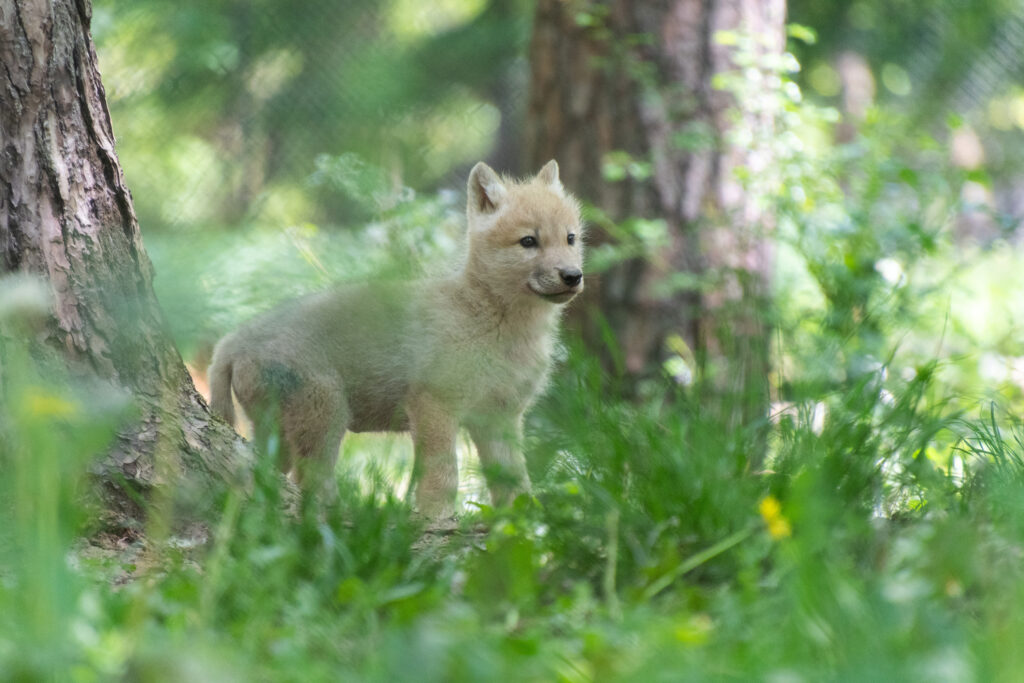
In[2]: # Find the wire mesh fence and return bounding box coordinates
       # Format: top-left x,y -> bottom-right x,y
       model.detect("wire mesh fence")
92,0 -> 529,234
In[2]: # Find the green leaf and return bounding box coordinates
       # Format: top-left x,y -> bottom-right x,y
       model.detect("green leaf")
787,23 -> 818,44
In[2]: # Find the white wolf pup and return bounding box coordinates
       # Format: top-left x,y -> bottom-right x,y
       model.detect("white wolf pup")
208,160 -> 584,518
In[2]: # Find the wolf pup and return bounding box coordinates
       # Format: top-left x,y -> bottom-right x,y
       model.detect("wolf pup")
207,161 -> 584,518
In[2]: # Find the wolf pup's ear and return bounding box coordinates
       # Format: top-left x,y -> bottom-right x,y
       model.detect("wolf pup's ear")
536,159 -> 563,193
467,162 -> 507,215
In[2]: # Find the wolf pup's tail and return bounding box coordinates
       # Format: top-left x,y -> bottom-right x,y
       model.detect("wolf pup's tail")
208,341 -> 236,426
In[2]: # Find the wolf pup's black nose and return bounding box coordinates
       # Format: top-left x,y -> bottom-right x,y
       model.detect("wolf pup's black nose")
560,268 -> 583,287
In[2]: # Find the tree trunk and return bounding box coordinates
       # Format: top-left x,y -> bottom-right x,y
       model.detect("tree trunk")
0,0 -> 244,524
527,0 -> 784,423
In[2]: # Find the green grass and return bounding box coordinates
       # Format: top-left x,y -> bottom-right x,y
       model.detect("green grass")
3,331 -> 1024,681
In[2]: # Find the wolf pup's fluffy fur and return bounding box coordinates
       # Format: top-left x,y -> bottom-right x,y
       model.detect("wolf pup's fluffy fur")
208,160 -> 584,518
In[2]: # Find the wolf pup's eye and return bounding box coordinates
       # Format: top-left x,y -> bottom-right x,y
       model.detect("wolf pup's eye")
567,233 -> 576,246
519,236 -> 538,248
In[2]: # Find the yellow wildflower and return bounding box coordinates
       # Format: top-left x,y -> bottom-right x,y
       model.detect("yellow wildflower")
674,613 -> 713,645
759,495 -> 792,539
25,389 -> 79,418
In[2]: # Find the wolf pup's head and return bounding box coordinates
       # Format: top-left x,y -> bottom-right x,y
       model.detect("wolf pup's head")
465,160 -> 584,306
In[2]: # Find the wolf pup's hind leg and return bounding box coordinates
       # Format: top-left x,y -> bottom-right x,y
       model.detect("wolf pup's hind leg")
230,355 -> 349,500
275,370 -> 348,499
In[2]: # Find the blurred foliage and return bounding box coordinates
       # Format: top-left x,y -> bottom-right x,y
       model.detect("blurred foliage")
93,0 -> 529,230
147,153 -> 466,358
5,0 -> 1024,680
788,0 -> 1024,110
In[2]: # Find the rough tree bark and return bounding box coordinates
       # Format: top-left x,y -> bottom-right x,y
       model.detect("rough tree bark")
0,0 -> 244,522
527,0 -> 784,423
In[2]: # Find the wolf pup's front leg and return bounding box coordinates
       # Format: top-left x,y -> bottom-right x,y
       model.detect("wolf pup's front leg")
466,416 -> 530,508
407,391 -> 460,519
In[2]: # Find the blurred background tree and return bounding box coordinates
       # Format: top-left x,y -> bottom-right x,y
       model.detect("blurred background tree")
527,0 -> 785,435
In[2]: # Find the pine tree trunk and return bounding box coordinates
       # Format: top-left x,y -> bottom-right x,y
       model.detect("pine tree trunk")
527,0 -> 784,424
0,0 -> 244,524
